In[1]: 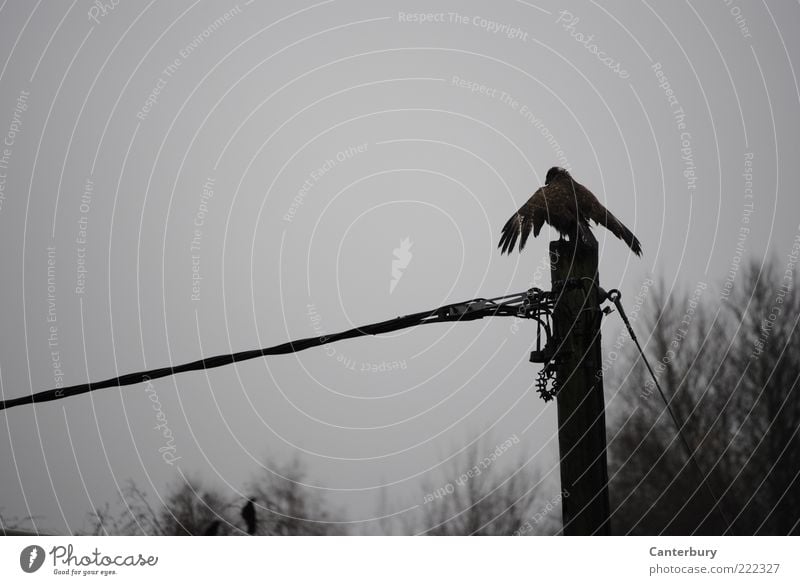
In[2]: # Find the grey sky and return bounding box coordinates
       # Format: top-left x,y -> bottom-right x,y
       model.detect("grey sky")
0,0 -> 798,534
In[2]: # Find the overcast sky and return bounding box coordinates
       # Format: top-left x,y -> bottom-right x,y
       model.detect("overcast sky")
0,0 -> 798,534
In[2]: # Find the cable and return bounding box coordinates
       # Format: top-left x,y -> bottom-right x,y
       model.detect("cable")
606,289 -> 735,535
0,289 -> 549,411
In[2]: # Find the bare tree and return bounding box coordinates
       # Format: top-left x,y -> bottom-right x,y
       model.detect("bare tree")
411,441 -> 556,535
89,477 -> 235,536
88,458 -> 344,535
1,509 -> 40,535
245,458 -> 344,535
607,258 -> 800,535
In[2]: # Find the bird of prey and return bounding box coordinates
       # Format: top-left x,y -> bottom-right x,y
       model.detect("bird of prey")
498,167 -> 642,256
241,498 -> 257,535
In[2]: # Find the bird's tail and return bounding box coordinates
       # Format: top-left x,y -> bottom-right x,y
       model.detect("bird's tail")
595,208 -> 642,256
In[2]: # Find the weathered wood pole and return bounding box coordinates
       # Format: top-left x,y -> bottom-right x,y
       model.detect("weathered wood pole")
550,238 -> 611,535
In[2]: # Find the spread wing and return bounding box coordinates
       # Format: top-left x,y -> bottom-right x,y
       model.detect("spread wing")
498,188 -> 548,254
576,183 -> 642,256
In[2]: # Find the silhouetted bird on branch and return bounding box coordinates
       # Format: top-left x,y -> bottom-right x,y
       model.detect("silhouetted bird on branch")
498,167 -> 642,256
241,498 -> 257,535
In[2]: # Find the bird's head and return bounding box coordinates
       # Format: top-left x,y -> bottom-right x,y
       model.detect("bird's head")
545,167 -> 569,184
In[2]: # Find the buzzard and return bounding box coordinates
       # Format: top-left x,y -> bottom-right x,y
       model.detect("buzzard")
498,167 -> 642,256
241,497 -> 257,535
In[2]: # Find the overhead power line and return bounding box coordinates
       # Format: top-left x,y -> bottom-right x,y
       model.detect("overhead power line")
0,289 -> 554,411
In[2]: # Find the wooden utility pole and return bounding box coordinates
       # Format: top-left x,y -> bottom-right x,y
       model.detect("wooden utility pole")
550,238 -> 611,535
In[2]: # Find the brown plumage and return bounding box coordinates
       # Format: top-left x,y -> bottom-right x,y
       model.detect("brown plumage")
498,167 -> 642,256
